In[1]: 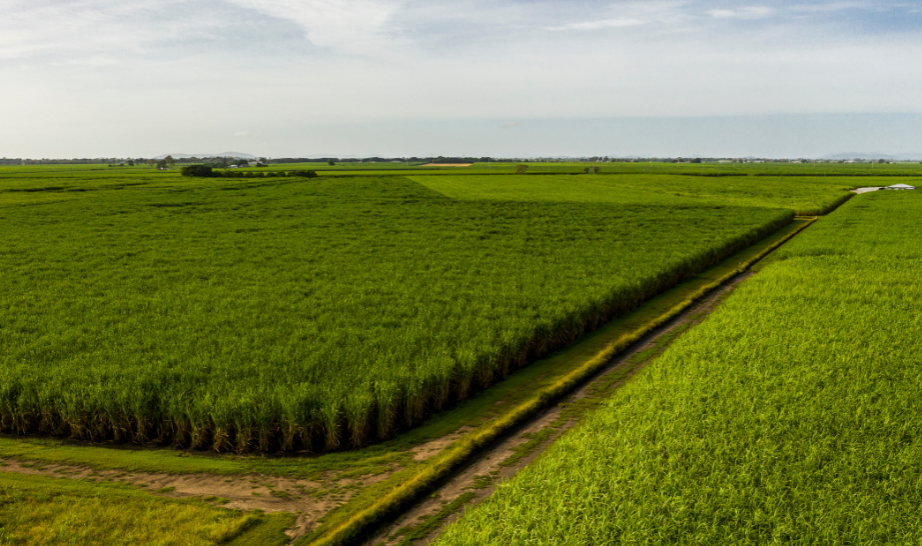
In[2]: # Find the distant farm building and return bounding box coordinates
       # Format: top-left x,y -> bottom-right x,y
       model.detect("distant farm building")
884,184 -> 916,190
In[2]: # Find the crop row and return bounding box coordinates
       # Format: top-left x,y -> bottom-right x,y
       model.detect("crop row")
436,191 -> 922,544
0,175 -> 791,452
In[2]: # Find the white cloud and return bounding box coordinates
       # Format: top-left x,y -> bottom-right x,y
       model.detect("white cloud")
3,0 -> 922,157
224,0 -> 406,55
538,1 -> 691,32
0,1 -> 234,61
548,18 -> 644,31
790,2 -> 870,13
710,6 -> 774,19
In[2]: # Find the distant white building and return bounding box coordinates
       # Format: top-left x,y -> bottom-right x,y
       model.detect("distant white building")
884,183 -> 916,190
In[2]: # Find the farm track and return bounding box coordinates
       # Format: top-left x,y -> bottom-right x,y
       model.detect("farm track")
0,458 -> 391,541
360,271 -> 755,546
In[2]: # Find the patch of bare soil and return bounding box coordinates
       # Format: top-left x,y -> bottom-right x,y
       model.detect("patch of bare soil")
0,423 -> 492,542
0,459 -> 391,542
410,428 -> 472,462
364,273 -> 753,546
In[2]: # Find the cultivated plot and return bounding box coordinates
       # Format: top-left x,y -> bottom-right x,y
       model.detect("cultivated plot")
410,173 -> 855,215
436,191 -> 922,545
0,174 -> 791,453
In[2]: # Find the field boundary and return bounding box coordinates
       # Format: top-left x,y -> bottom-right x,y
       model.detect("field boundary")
300,217 -> 816,546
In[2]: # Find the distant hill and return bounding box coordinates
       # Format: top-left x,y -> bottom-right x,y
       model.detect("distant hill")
153,152 -> 257,160
822,152 -> 922,161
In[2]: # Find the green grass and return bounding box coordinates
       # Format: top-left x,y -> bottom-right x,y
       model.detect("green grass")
467,161 -> 922,177
0,172 -> 791,452
409,173 -> 858,215
0,471 -> 293,545
5,160 -> 922,178
436,191 -> 922,545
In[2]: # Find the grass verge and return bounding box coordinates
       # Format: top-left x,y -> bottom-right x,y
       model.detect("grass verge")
0,471 -> 294,545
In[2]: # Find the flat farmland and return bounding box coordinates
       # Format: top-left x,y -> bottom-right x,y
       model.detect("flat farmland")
436,191 -> 922,544
0,173 -> 792,453
410,173 -> 856,215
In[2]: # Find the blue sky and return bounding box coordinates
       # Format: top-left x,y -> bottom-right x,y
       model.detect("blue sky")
2,1 -> 921,158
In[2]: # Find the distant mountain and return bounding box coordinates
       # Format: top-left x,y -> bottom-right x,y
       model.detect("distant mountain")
822,152 -> 922,161
154,152 -> 257,159
822,152 -> 894,160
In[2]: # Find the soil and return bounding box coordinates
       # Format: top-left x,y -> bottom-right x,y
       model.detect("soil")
0,430 -> 465,542
410,428 -> 472,462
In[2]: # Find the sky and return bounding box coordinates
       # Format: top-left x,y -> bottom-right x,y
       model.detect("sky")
2,0 -> 922,158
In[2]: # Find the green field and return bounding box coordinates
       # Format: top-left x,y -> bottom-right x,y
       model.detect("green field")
0,471 -> 293,545
410,173 -> 856,215
6,159 -> 922,179
436,191 -> 922,544
467,160 -> 922,177
0,172 -> 796,452
2,164 -> 917,544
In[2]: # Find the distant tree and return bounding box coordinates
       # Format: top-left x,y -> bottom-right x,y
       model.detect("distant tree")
180,165 -> 213,177
291,170 -> 318,179
515,164 -> 528,174
127,159 -> 135,166
165,155 -> 176,169
156,159 -> 167,170
328,160 -> 336,166
691,158 -> 702,164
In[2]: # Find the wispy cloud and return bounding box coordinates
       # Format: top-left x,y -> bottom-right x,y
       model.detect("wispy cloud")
790,2 -> 871,13
709,7 -> 774,19
225,0 -> 406,55
0,1 -> 240,62
545,1 -> 692,32
547,18 -> 644,31
3,0 -> 922,157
